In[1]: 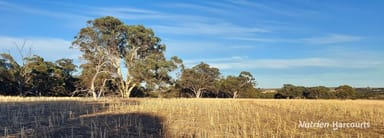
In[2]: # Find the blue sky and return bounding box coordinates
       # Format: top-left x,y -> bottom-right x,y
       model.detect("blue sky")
0,0 -> 383,88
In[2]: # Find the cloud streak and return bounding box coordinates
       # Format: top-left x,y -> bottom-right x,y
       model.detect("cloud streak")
228,34 -> 363,44
227,0 -> 319,17
0,1 -> 88,20
153,23 -> 268,37
184,56 -> 383,70
163,3 -> 234,15
302,34 -> 363,44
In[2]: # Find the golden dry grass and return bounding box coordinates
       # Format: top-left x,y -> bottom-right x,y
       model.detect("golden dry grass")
0,96 -> 383,137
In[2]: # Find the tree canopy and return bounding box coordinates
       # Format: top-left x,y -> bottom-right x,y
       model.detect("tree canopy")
218,71 -> 257,98
0,53 -> 77,96
72,16 -> 181,98
178,62 -> 220,98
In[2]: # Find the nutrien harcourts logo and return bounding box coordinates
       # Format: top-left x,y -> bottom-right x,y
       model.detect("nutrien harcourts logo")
298,120 -> 370,130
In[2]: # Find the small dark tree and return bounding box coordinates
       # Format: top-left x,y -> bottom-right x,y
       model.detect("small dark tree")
304,86 -> 334,99
277,84 -> 305,99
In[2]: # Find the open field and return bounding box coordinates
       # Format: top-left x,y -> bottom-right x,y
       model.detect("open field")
0,97 -> 383,137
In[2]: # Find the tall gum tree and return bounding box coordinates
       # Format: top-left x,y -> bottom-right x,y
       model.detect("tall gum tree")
72,16 -> 170,98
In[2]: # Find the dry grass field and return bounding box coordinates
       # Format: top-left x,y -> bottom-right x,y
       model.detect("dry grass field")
0,96 -> 383,138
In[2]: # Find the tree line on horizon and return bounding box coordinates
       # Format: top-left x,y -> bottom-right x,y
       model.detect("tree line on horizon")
0,16 -> 382,99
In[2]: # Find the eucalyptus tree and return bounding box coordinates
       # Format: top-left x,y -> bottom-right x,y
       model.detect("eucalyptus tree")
304,86 -> 333,99
72,16 -> 173,98
55,58 -> 78,95
335,85 -> 356,99
178,62 -> 220,98
0,52 -> 77,96
24,55 -> 54,96
276,84 -> 307,99
219,71 -> 257,98
0,43 -> 32,96
17,55 -> 76,96
131,53 -> 183,97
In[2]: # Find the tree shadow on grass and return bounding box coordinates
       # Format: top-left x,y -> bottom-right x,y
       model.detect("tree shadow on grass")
0,100 -> 164,138
51,113 -> 164,138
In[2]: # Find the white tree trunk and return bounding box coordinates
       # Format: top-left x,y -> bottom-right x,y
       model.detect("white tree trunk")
90,71 -> 98,99
233,91 -> 239,99
195,89 -> 203,98
112,57 -> 136,98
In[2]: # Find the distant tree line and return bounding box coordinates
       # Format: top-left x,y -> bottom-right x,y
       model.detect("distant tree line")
273,84 -> 384,99
1,16 -> 382,99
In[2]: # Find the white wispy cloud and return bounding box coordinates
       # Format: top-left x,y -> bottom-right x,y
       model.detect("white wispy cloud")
91,7 -> 170,20
163,3 -> 230,15
302,34 -> 363,44
0,1 -> 270,39
153,23 -> 268,37
163,39 -> 263,59
228,34 -> 363,44
0,36 -> 80,62
227,0 -> 318,17
89,5 -> 221,23
184,56 -> 383,70
0,1 -> 88,20
227,37 -> 293,43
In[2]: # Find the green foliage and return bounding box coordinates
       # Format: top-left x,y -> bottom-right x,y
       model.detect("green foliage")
0,58 -> 17,95
218,71 -> 258,98
335,85 -> 356,99
0,53 -> 77,96
276,84 -> 306,99
131,53 -> 183,97
304,86 -> 335,99
72,16 -> 177,98
24,56 -> 77,96
178,62 -> 220,98
355,88 -> 384,99
0,53 -> 29,96
274,84 -> 359,99
72,16 -> 127,98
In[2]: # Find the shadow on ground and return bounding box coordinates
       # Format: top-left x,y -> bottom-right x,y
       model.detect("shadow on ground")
0,100 -> 164,138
